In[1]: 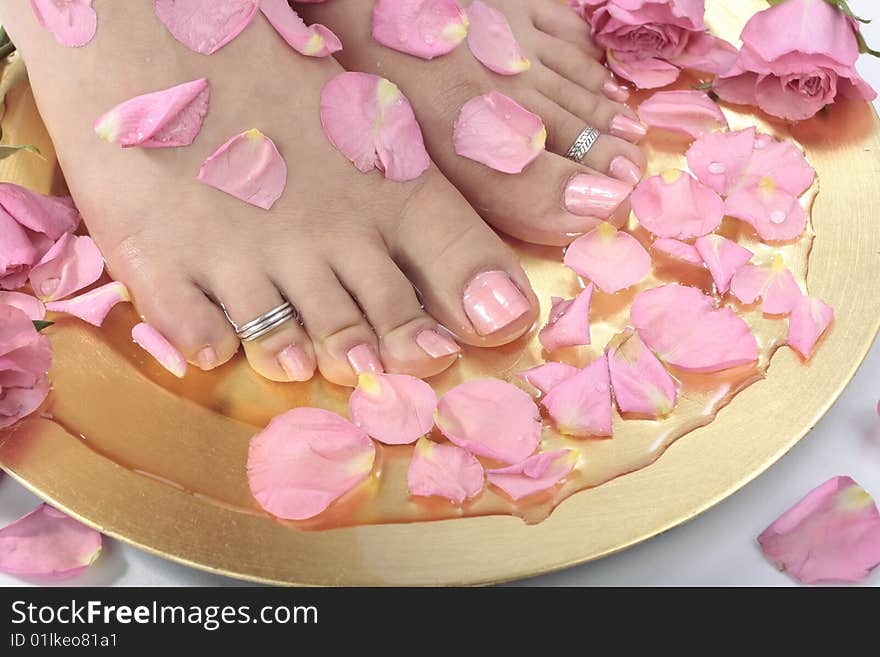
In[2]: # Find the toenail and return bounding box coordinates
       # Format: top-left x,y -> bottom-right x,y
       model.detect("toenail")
602,79 -> 630,103
564,173 -> 632,218
462,271 -> 531,337
610,114 -> 648,142
609,156 -> 643,186
195,346 -> 218,371
416,329 -> 462,359
278,344 -> 314,382
346,343 -> 384,375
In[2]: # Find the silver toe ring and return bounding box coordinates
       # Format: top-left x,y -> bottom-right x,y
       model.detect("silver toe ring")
565,125 -> 601,163
224,301 -> 297,342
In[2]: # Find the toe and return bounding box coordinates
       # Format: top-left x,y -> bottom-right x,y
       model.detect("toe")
332,247 -> 461,378
532,0 -> 603,60
528,87 -> 647,182
276,261 -> 383,387
534,74 -> 646,145
209,273 -> 316,383
124,272 -> 239,371
536,35 -> 630,103
388,178 -> 539,346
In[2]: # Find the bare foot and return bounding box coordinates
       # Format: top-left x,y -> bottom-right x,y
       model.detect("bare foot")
0,0 -> 539,386
301,0 -> 648,246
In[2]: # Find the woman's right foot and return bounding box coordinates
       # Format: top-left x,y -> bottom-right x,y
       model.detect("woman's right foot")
0,0 -> 538,386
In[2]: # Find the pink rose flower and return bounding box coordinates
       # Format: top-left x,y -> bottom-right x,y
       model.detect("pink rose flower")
0,304 -> 52,429
713,0 -> 877,121
0,183 -> 80,291
570,0 -> 737,89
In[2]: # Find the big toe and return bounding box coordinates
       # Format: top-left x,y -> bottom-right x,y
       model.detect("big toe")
386,177 -> 539,347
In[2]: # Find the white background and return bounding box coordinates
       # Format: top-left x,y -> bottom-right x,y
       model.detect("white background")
2,0 -> 879,587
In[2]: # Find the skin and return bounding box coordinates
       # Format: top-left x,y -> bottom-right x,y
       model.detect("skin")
1,0 -> 644,386
300,0 -> 648,246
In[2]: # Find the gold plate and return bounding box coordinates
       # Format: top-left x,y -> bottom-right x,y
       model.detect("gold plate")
1,0 -> 879,586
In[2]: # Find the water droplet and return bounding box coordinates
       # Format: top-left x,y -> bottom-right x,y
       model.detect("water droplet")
708,161 -> 726,175
770,210 -> 786,224
424,34 -> 435,44
754,136 -> 770,149
504,113 -> 512,120
399,35 -> 408,43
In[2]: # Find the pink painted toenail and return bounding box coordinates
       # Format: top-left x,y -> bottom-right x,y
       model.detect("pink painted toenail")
347,344 -> 384,375
196,346 -> 218,371
416,330 -> 461,359
131,323 -> 187,379
462,271 -> 530,336
610,114 -> 648,143
564,174 -> 632,218
602,79 -> 630,103
609,156 -> 643,186
278,344 -> 314,381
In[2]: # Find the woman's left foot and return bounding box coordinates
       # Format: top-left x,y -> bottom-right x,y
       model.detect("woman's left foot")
300,0 -> 648,246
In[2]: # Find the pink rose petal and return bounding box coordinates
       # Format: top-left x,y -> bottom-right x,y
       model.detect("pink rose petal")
694,235 -> 753,294
28,233 -> 104,302
759,476 -> 880,584
538,285 -> 593,353
0,304 -> 46,363
631,170 -> 724,239
786,295 -> 833,360
486,450 -> 578,501
0,183 -> 80,240
435,378 -> 541,464
348,372 -> 437,445
516,362 -> 579,396
0,378 -> 51,430
631,284 -> 759,372
260,0 -> 342,57
0,210 -> 38,291
247,408 -> 376,520
320,72 -> 430,182
651,238 -> 702,265
607,50 -> 681,89
725,178 -> 807,242
0,504 -> 101,577
0,292 -> 46,321
0,305 -> 51,417
30,0 -> 96,47
668,32 -> 739,75
93,79 -> 210,149
741,137 -> 816,197
154,0 -> 259,55
372,0 -> 468,60
466,0 -> 531,75
407,437 -> 484,504
452,91 -> 545,174
638,90 -> 728,139
686,127 -> 756,196
0,341 -> 51,390
131,322 -> 187,378
45,281 -> 131,327
541,355 -> 612,438
197,129 -> 287,210
729,255 -> 801,315
607,330 -> 677,419
564,223 -> 651,294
